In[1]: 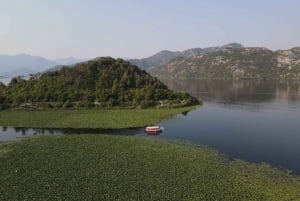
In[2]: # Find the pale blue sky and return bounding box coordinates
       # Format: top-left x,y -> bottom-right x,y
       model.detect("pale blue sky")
1,0 -> 299,59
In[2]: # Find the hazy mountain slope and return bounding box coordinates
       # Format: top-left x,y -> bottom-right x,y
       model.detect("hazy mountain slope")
129,50 -> 182,69
55,57 -> 87,65
44,65 -> 65,73
0,54 -> 87,77
0,54 -> 56,76
149,47 -> 300,80
129,43 -> 244,70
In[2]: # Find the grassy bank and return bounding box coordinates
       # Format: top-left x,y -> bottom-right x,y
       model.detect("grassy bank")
0,106 -> 197,128
0,135 -> 299,200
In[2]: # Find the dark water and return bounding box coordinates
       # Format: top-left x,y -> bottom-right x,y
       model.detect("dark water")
1,79 -> 300,174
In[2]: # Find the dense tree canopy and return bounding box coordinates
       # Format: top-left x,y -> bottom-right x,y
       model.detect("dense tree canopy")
0,57 -> 199,109
0,82 -> 8,109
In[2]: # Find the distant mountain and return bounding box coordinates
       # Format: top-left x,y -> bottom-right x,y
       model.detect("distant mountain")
182,43 -> 244,57
129,50 -> 182,70
0,54 -> 56,77
149,46 -> 300,80
55,57 -> 87,66
0,43 -> 243,77
0,57 -> 199,109
129,43 -> 244,69
221,43 -> 244,49
0,54 -> 87,77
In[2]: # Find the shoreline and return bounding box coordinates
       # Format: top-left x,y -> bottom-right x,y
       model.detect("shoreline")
0,106 -> 199,129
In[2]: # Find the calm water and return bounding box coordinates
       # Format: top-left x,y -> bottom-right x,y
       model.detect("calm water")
1,79 -> 300,174
0,127 -> 144,141
159,79 -> 300,174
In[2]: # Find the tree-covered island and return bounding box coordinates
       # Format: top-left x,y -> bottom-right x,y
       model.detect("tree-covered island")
0,57 -> 199,110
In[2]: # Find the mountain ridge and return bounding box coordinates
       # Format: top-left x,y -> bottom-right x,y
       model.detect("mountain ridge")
129,43 -> 244,69
1,43 -> 299,79
149,46 -> 300,80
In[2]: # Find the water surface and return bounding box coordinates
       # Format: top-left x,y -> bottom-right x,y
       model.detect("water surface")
158,80 -> 300,174
0,127 -> 144,141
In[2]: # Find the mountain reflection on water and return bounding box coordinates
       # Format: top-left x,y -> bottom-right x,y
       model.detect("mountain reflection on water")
158,79 -> 300,175
163,79 -> 300,106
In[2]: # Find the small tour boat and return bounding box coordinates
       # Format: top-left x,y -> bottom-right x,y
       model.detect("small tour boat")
145,126 -> 164,134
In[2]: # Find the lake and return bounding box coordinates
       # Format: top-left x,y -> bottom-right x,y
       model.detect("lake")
158,79 -> 300,174
0,79 -> 300,174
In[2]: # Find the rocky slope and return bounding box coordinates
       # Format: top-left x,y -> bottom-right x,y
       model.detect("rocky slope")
149,47 -> 300,80
129,43 -> 244,70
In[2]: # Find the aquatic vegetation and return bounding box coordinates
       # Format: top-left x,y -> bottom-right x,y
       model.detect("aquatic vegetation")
0,106 -> 198,128
0,135 -> 299,200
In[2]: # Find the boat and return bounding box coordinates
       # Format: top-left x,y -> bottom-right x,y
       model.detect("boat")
145,126 -> 164,134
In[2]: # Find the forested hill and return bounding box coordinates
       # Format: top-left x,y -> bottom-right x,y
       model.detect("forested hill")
149,47 -> 300,80
0,57 -> 199,109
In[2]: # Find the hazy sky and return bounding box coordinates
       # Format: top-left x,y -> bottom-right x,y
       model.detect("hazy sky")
1,0 -> 300,59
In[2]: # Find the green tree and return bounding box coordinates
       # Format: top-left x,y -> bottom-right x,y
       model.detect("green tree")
4,57 -> 199,109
